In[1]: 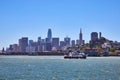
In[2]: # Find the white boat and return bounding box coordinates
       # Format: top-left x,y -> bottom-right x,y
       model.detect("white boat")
64,51 -> 86,59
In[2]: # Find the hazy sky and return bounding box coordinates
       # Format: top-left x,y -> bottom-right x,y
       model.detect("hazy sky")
0,0 -> 120,49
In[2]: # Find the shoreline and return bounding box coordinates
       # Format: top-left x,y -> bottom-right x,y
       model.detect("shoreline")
0,54 -> 120,57
0,52 -> 120,57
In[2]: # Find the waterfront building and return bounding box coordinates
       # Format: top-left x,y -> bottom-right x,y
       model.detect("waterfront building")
19,37 -> 28,52
64,36 -> 71,47
85,48 -> 99,56
47,28 -> 52,43
52,38 -> 59,50
91,32 -> 98,41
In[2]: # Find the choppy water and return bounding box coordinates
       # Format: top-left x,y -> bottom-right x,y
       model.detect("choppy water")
0,56 -> 120,80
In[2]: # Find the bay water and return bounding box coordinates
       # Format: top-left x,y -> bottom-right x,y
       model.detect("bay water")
0,56 -> 120,80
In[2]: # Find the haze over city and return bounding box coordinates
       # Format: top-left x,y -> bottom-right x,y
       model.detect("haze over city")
0,0 -> 120,49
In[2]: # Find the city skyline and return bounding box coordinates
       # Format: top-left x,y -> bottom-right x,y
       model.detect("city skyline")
0,0 -> 120,50
1,28 -> 115,52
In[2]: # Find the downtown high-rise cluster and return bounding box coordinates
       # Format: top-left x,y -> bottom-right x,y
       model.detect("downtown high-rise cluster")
6,28 -> 85,53
5,28 -> 120,55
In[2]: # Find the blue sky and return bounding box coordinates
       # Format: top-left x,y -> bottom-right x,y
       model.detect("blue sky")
0,0 -> 120,49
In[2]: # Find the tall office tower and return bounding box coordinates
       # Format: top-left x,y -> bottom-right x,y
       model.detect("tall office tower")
29,40 -> 33,46
71,40 -> 75,47
45,43 -> 52,51
91,32 -> 98,41
64,36 -> 71,47
38,39 -> 46,52
38,37 -> 41,42
52,38 -> 59,50
9,45 -> 13,52
99,32 -> 102,39
60,41 -> 66,50
19,39 -> 22,52
37,37 -> 41,46
45,38 -> 50,43
79,28 -> 83,45
19,37 -> 28,52
76,39 -> 80,45
41,39 -> 45,43
26,40 -> 35,53
47,28 -> 52,43
45,38 -> 52,51
12,44 -> 18,52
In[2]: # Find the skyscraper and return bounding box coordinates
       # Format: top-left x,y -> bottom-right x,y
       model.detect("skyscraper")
64,36 -> 71,47
76,39 -> 79,45
52,38 -> 59,50
79,28 -> 83,45
19,37 -> 28,52
29,40 -> 33,46
12,44 -> 18,52
40,39 -> 46,51
47,28 -> 52,43
99,32 -> 102,39
19,39 -> 22,52
38,37 -> 41,42
60,41 -> 66,50
91,32 -> 98,41
71,40 -> 75,47
45,43 -> 52,51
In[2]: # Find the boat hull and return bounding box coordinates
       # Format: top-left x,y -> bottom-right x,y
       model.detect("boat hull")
64,56 -> 86,59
